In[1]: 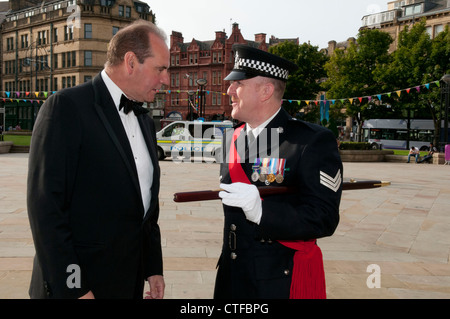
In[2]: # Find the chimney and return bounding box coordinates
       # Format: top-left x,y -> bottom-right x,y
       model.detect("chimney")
255,33 -> 266,43
170,31 -> 184,48
215,30 -> 226,40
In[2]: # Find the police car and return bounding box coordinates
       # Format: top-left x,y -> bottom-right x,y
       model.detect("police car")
156,120 -> 233,162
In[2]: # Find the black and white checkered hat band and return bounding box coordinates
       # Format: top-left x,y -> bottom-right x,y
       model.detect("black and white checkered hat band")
235,57 -> 289,80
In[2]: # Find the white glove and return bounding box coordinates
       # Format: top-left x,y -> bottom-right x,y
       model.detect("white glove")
219,183 -> 262,224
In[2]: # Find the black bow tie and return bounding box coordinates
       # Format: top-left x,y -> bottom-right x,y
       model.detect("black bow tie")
119,94 -> 148,116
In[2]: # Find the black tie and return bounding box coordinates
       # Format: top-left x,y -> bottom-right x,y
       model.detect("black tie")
119,94 -> 149,116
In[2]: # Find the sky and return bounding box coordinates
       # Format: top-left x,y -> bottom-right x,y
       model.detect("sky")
142,0 -> 390,49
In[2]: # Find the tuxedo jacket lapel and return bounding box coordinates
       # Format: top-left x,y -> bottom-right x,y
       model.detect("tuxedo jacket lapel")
91,74 -> 142,201
137,115 -> 161,219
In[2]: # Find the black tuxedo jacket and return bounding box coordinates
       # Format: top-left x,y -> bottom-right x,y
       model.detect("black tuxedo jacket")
27,74 -> 162,299
214,108 -> 343,299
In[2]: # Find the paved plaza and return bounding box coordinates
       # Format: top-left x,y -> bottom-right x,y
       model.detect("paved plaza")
0,153 -> 449,299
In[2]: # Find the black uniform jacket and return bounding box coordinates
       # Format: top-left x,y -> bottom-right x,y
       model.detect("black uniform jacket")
214,108 -> 343,299
27,74 -> 162,299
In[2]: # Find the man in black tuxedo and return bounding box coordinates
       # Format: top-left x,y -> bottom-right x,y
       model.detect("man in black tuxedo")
27,20 -> 169,299
214,45 -> 343,299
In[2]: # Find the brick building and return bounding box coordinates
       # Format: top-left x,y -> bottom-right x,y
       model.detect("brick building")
166,22 -> 270,121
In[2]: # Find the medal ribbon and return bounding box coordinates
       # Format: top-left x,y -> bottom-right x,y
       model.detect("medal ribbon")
227,124 -> 326,299
277,158 -> 286,177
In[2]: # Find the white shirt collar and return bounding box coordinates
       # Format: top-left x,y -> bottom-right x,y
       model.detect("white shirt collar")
101,69 -> 125,111
246,108 -> 281,138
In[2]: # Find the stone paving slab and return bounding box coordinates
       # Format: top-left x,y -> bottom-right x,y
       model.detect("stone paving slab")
0,153 -> 449,299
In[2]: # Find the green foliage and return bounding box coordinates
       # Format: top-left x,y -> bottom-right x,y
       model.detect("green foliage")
324,29 -> 393,119
269,41 -> 328,116
3,135 -> 31,146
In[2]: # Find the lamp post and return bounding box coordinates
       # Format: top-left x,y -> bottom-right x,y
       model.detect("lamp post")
196,79 -> 207,119
187,91 -> 195,121
441,74 -> 450,146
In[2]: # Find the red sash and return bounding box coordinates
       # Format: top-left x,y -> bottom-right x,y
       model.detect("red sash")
227,125 -> 326,299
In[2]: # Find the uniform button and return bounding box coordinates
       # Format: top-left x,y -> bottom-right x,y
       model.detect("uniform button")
284,269 -> 290,276
230,224 -> 237,231
231,252 -> 237,260
260,239 -> 265,243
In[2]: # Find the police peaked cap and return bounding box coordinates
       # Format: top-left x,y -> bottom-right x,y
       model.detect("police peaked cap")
224,44 -> 298,82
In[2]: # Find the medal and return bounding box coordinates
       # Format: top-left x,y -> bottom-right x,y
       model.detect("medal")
275,174 -> 284,183
276,158 -> 286,184
251,158 -> 261,182
266,159 -> 277,184
259,158 -> 270,183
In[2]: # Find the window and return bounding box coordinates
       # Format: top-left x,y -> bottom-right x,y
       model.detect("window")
119,5 -> 124,17
435,25 -> 444,36
126,6 -> 131,18
113,26 -> 119,36
6,37 -> 14,51
21,34 -> 29,48
38,31 -> 47,45
85,24 -> 92,39
64,25 -> 73,41
53,28 -> 58,42
405,4 -> 422,16
85,51 -> 92,66
53,54 -> 58,69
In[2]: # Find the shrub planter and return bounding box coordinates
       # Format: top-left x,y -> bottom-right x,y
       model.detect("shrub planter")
339,150 -> 394,162
0,141 -> 13,154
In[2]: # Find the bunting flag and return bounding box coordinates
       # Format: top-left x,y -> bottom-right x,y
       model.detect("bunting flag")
281,79 -> 442,107
0,80 -> 442,106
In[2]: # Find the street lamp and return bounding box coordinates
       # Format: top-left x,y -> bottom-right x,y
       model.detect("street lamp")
196,78 -> 207,119
187,91 -> 195,121
441,74 -> 450,146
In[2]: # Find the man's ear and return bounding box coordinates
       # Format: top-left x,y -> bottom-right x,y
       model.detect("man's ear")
260,81 -> 275,102
124,51 -> 136,75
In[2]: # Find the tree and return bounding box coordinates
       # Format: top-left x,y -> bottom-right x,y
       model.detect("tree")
323,29 -> 393,141
269,41 -> 328,117
374,20 -> 450,146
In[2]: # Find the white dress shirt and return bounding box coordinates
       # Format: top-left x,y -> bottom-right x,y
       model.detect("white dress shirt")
101,70 -> 153,216
246,108 -> 281,140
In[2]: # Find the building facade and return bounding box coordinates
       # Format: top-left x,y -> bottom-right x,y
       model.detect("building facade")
1,0 -> 158,130
166,23 -> 269,121
361,0 -> 450,51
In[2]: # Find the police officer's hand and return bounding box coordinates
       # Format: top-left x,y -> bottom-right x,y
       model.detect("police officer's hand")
219,183 -> 262,224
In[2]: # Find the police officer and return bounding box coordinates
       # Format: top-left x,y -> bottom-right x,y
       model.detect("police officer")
214,45 -> 343,299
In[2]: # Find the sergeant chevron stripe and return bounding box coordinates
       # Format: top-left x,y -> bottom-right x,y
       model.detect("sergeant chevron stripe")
320,169 -> 341,192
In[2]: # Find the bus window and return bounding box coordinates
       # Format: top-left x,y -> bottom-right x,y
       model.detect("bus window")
382,129 -> 395,140
370,129 -> 382,139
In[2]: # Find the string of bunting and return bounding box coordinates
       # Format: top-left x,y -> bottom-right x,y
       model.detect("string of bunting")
282,80 -> 442,106
1,91 -> 55,104
0,79 -> 441,105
